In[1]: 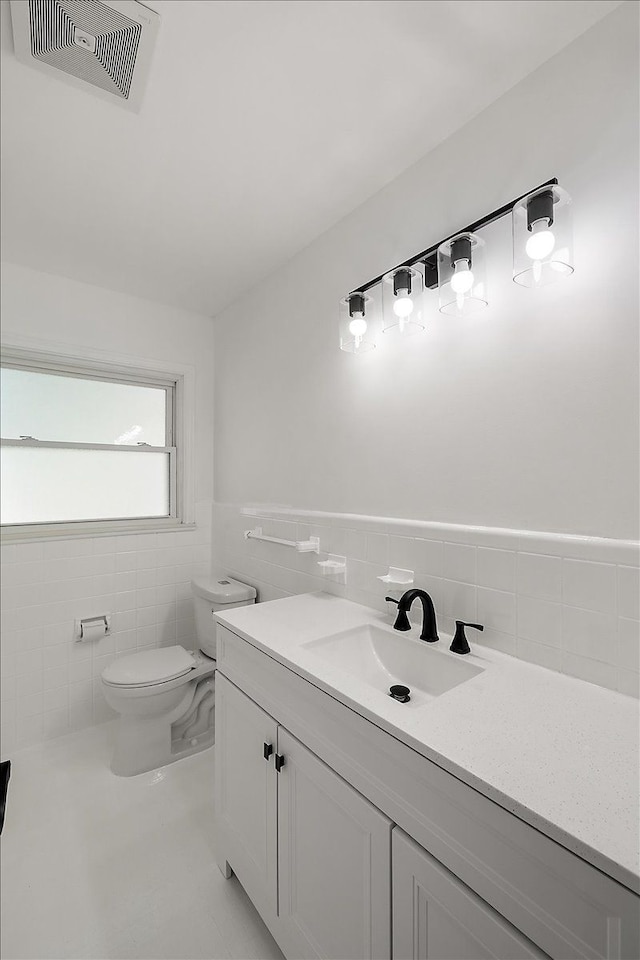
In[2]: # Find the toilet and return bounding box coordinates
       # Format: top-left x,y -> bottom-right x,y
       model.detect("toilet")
102,576 -> 256,776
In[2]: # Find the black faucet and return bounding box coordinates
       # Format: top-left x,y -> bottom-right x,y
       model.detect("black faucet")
385,589 -> 439,643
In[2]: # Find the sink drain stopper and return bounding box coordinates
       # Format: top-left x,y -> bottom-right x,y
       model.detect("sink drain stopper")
389,684 -> 411,703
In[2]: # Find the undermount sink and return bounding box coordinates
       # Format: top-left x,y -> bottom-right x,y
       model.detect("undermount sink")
303,624 -> 484,706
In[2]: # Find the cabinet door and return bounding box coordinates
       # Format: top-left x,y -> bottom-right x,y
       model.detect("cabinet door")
277,728 -> 392,960
214,674 -> 278,919
393,829 -> 548,960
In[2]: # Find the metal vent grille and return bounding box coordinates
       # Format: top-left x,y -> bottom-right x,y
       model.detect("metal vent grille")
28,0 -> 142,99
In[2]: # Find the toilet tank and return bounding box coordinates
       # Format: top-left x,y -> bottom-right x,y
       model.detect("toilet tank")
191,576 -> 257,660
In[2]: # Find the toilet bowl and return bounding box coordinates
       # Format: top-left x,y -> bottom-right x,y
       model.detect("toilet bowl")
102,576 -> 256,776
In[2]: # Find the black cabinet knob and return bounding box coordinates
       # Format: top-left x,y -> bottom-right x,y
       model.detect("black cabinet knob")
263,742 -> 273,760
275,754 -> 285,772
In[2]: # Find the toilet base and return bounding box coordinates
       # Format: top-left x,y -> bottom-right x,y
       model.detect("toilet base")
110,673 -> 215,777
110,717 -> 215,777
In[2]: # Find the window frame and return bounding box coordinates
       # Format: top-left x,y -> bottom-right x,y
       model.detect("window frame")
0,342 -> 196,542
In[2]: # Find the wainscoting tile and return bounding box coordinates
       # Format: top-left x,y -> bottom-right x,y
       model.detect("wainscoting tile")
561,652 -> 617,691
213,504 -> 640,704
517,596 -> 562,647
415,539 -> 444,577
366,533 -> 388,565
618,618 -> 640,672
443,543 -> 476,584
618,566 -> 640,621
516,638 -> 563,672
562,606 -> 617,665
477,587 -> 516,635
617,669 -> 640,698
442,579 -> 476,622
562,559 -> 616,614
517,552 -> 562,602
388,536 -> 421,573
477,548 -> 516,592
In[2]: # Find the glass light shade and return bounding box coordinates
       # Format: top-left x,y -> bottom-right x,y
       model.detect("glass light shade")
339,290 -> 379,354
512,184 -> 573,287
437,232 -> 488,317
382,265 -> 425,337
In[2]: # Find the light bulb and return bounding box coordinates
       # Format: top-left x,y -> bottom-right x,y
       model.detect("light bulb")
525,219 -> 555,260
450,259 -> 474,294
348,316 -> 367,337
393,296 -> 414,318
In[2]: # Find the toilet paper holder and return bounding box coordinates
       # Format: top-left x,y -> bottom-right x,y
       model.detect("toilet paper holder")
75,614 -> 112,641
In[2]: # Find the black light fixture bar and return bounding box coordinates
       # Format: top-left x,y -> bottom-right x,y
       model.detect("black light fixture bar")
355,177 -> 558,294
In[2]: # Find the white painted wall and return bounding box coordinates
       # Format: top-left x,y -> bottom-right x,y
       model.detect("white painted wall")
213,3 -> 639,541
0,263 -> 215,751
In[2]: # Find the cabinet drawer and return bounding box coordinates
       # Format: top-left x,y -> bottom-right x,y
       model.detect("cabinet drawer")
218,625 -> 640,960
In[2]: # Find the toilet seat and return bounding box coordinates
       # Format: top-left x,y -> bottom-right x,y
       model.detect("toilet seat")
102,645 -> 197,688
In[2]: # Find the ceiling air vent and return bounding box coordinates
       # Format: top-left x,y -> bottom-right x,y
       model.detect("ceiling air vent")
9,0 -> 159,111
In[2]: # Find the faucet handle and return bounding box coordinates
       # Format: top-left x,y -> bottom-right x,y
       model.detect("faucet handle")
450,620 -> 483,655
385,596 -> 411,632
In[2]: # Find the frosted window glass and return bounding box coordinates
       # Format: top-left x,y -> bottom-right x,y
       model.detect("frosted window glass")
1,448 -> 170,523
0,369 -> 167,445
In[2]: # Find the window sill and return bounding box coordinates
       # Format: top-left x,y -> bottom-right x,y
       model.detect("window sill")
0,518 -> 196,544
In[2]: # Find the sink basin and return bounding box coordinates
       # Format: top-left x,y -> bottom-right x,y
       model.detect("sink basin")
303,624 -> 483,706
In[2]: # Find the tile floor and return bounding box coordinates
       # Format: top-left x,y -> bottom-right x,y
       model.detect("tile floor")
0,722 -> 283,960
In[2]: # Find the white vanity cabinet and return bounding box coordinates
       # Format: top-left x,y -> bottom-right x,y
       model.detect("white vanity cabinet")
277,727 -> 392,960
215,673 -> 393,960
215,623 -> 640,960
214,672 -> 278,919
392,828 -> 548,960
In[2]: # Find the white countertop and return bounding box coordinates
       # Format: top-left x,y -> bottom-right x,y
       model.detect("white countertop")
216,592 -> 640,893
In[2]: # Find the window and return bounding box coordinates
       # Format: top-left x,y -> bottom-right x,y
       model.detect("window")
0,350 -> 191,537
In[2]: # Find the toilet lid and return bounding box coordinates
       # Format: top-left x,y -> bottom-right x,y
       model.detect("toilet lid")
102,645 -> 196,687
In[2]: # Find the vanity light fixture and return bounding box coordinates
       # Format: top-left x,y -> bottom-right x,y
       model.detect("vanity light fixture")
382,265 -> 425,337
512,184 -> 574,287
338,177 -> 573,353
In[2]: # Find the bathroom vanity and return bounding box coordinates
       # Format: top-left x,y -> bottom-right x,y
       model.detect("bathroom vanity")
214,593 -> 640,960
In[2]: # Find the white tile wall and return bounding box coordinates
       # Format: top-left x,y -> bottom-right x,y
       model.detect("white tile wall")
562,560 -> 617,614
0,501 -> 212,754
618,566 -> 640,621
477,548 -> 516,592
213,503 -> 640,700
517,596 -> 563,646
443,543 -> 476,584
517,552 -> 563,602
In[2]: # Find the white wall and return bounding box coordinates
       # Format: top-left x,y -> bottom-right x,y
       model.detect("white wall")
213,3 -> 639,541
0,263 -> 215,752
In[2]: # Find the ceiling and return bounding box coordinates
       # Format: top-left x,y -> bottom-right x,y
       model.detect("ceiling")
0,0 -> 622,317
